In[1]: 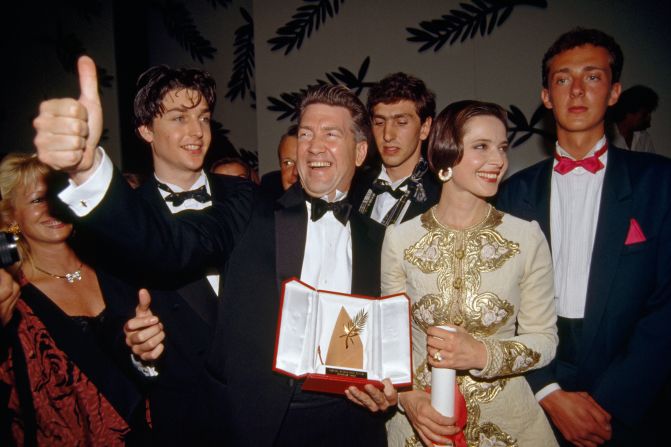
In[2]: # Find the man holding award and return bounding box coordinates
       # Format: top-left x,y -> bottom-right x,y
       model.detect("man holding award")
34,58 -> 396,445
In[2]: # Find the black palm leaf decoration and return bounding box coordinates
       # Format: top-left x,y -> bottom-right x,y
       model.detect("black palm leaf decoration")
45,27 -> 114,89
226,8 -> 255,102
206,0 -> 232,8
238,148 -> 259,172
207,120 -> 259,172
267,57 -> 372,121
506,103 -> 555,147
407,0 -> 547,52
156,0 -> 216,63
268,0 -> 345,55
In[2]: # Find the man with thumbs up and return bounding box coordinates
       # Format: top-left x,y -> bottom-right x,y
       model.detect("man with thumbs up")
34,56 -> 253,445
34,54 -> 389,445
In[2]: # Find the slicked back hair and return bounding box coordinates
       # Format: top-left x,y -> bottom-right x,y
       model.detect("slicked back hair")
428,100 -> 508,174
542,27 -> 623,88
367,72 -> 436,122
299,84 -> 371,144
133,65 -> 216,128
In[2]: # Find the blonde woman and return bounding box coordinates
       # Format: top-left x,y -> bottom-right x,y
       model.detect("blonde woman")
0,153 -> 150,446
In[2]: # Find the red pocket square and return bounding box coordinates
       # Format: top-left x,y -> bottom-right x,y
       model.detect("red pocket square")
625,218 -> 646,245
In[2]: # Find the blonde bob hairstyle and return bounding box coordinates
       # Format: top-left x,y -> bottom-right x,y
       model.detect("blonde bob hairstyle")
0,153 -> 53,268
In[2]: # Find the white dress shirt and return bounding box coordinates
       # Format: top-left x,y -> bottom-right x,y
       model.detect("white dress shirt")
536,135 -> 608,401
550,136 -> 607,319
301,190 -> 352,293
609,123 -> 656,153
155,172 -> 220,295
370,166 -> 411,225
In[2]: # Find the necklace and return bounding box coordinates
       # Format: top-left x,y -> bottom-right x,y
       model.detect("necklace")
34,263 -> 83,284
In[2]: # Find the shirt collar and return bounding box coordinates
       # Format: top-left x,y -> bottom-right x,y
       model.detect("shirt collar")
155,170 -> 209,194
378,165 -> 410,190
556,135 -> 607,160
305,189 -> 348,209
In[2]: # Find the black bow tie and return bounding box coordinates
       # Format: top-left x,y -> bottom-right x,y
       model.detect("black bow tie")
157,182 -> 211,207
310,198 -> 352,225
370,179 -> 407,200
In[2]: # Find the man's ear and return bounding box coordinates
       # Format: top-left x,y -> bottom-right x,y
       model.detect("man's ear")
138,125 -> 154,144
419,117 -> 432,141
541,89 -> 553,110
355,141 -> 368,167
608,82 -> 622,107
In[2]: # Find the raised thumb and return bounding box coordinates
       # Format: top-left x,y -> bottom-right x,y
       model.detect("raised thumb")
137,288 -> 152,314
77,55 -> 100,104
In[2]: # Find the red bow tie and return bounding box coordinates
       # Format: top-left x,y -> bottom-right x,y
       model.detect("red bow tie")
554,144 -> 607,175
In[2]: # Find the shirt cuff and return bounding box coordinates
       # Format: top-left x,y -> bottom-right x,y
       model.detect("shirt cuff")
535,382 -> 561,402
58,147 -> 113,217
130,354 -> 159,377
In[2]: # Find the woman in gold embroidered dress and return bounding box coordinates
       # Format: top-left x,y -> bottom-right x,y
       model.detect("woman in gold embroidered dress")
383,101 -> 558,447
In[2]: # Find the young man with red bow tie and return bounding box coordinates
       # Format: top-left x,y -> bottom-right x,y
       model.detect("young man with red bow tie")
497,28 -> 671,446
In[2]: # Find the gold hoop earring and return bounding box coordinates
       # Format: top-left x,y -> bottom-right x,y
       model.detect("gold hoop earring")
7,222 -> 21,236
437,167 -> 453,182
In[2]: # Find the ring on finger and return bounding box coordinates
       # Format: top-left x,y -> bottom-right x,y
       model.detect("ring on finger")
433,350 -> 443,362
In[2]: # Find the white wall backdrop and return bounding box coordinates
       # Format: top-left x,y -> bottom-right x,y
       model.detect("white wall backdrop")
3,0 -> 669,177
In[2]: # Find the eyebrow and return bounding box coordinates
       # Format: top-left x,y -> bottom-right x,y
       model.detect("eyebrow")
373,113 -> 412,120
553,66 -> 608,75
470,138 -> 508,145
163,106 -> 211,114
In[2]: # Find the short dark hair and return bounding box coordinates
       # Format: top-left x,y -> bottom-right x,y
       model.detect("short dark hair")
367,72 -> 436,122
133,65 -> 217,128
428,100 -> 508,174
299,84 -> 371,144
542,28 -> 624,88
610,85 -> 659,122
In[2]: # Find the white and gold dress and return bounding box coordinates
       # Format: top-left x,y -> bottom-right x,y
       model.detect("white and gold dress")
383,206 -> 558,447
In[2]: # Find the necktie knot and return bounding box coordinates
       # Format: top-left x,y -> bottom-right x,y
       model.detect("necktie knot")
310,198 -> 352,225
554,144 -> 607,175
370,179 -> 407,200
157,182 -> 211,207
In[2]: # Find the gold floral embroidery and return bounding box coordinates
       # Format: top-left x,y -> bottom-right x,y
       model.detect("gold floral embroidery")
459,376 -> 517,446
413,359 -> 431,390
471,425 -> 517,447
498,340 -> 541,375
404,207 -> 522,447
406,207 -> 518,337
459,375 -> 506,404
461,292 -> 514,338
404,435 -> 422,447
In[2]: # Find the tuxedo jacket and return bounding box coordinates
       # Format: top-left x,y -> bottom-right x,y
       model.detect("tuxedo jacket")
349,164 -> 441,224
205,183 -> 387,445
133,176 -> 225,445
497,146 -> 671,442
78,172 -> 252,446
74,175 -> 385,445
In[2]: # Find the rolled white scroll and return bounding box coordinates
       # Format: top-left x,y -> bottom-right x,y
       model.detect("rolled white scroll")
430,325 -> 456,417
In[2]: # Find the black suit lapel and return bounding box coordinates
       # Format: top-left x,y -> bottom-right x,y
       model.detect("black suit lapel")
274,184 -> 308,288
176,278 -> 218,327
403,171 -> 441,223
138,177 -> 164,206
350,213 -> 384,296
579,147 -> 632,364
528,160 -> 553,249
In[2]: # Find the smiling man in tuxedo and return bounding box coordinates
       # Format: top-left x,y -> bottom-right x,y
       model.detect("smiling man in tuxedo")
34,57 -> 389,445
497,28 -> 671,445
